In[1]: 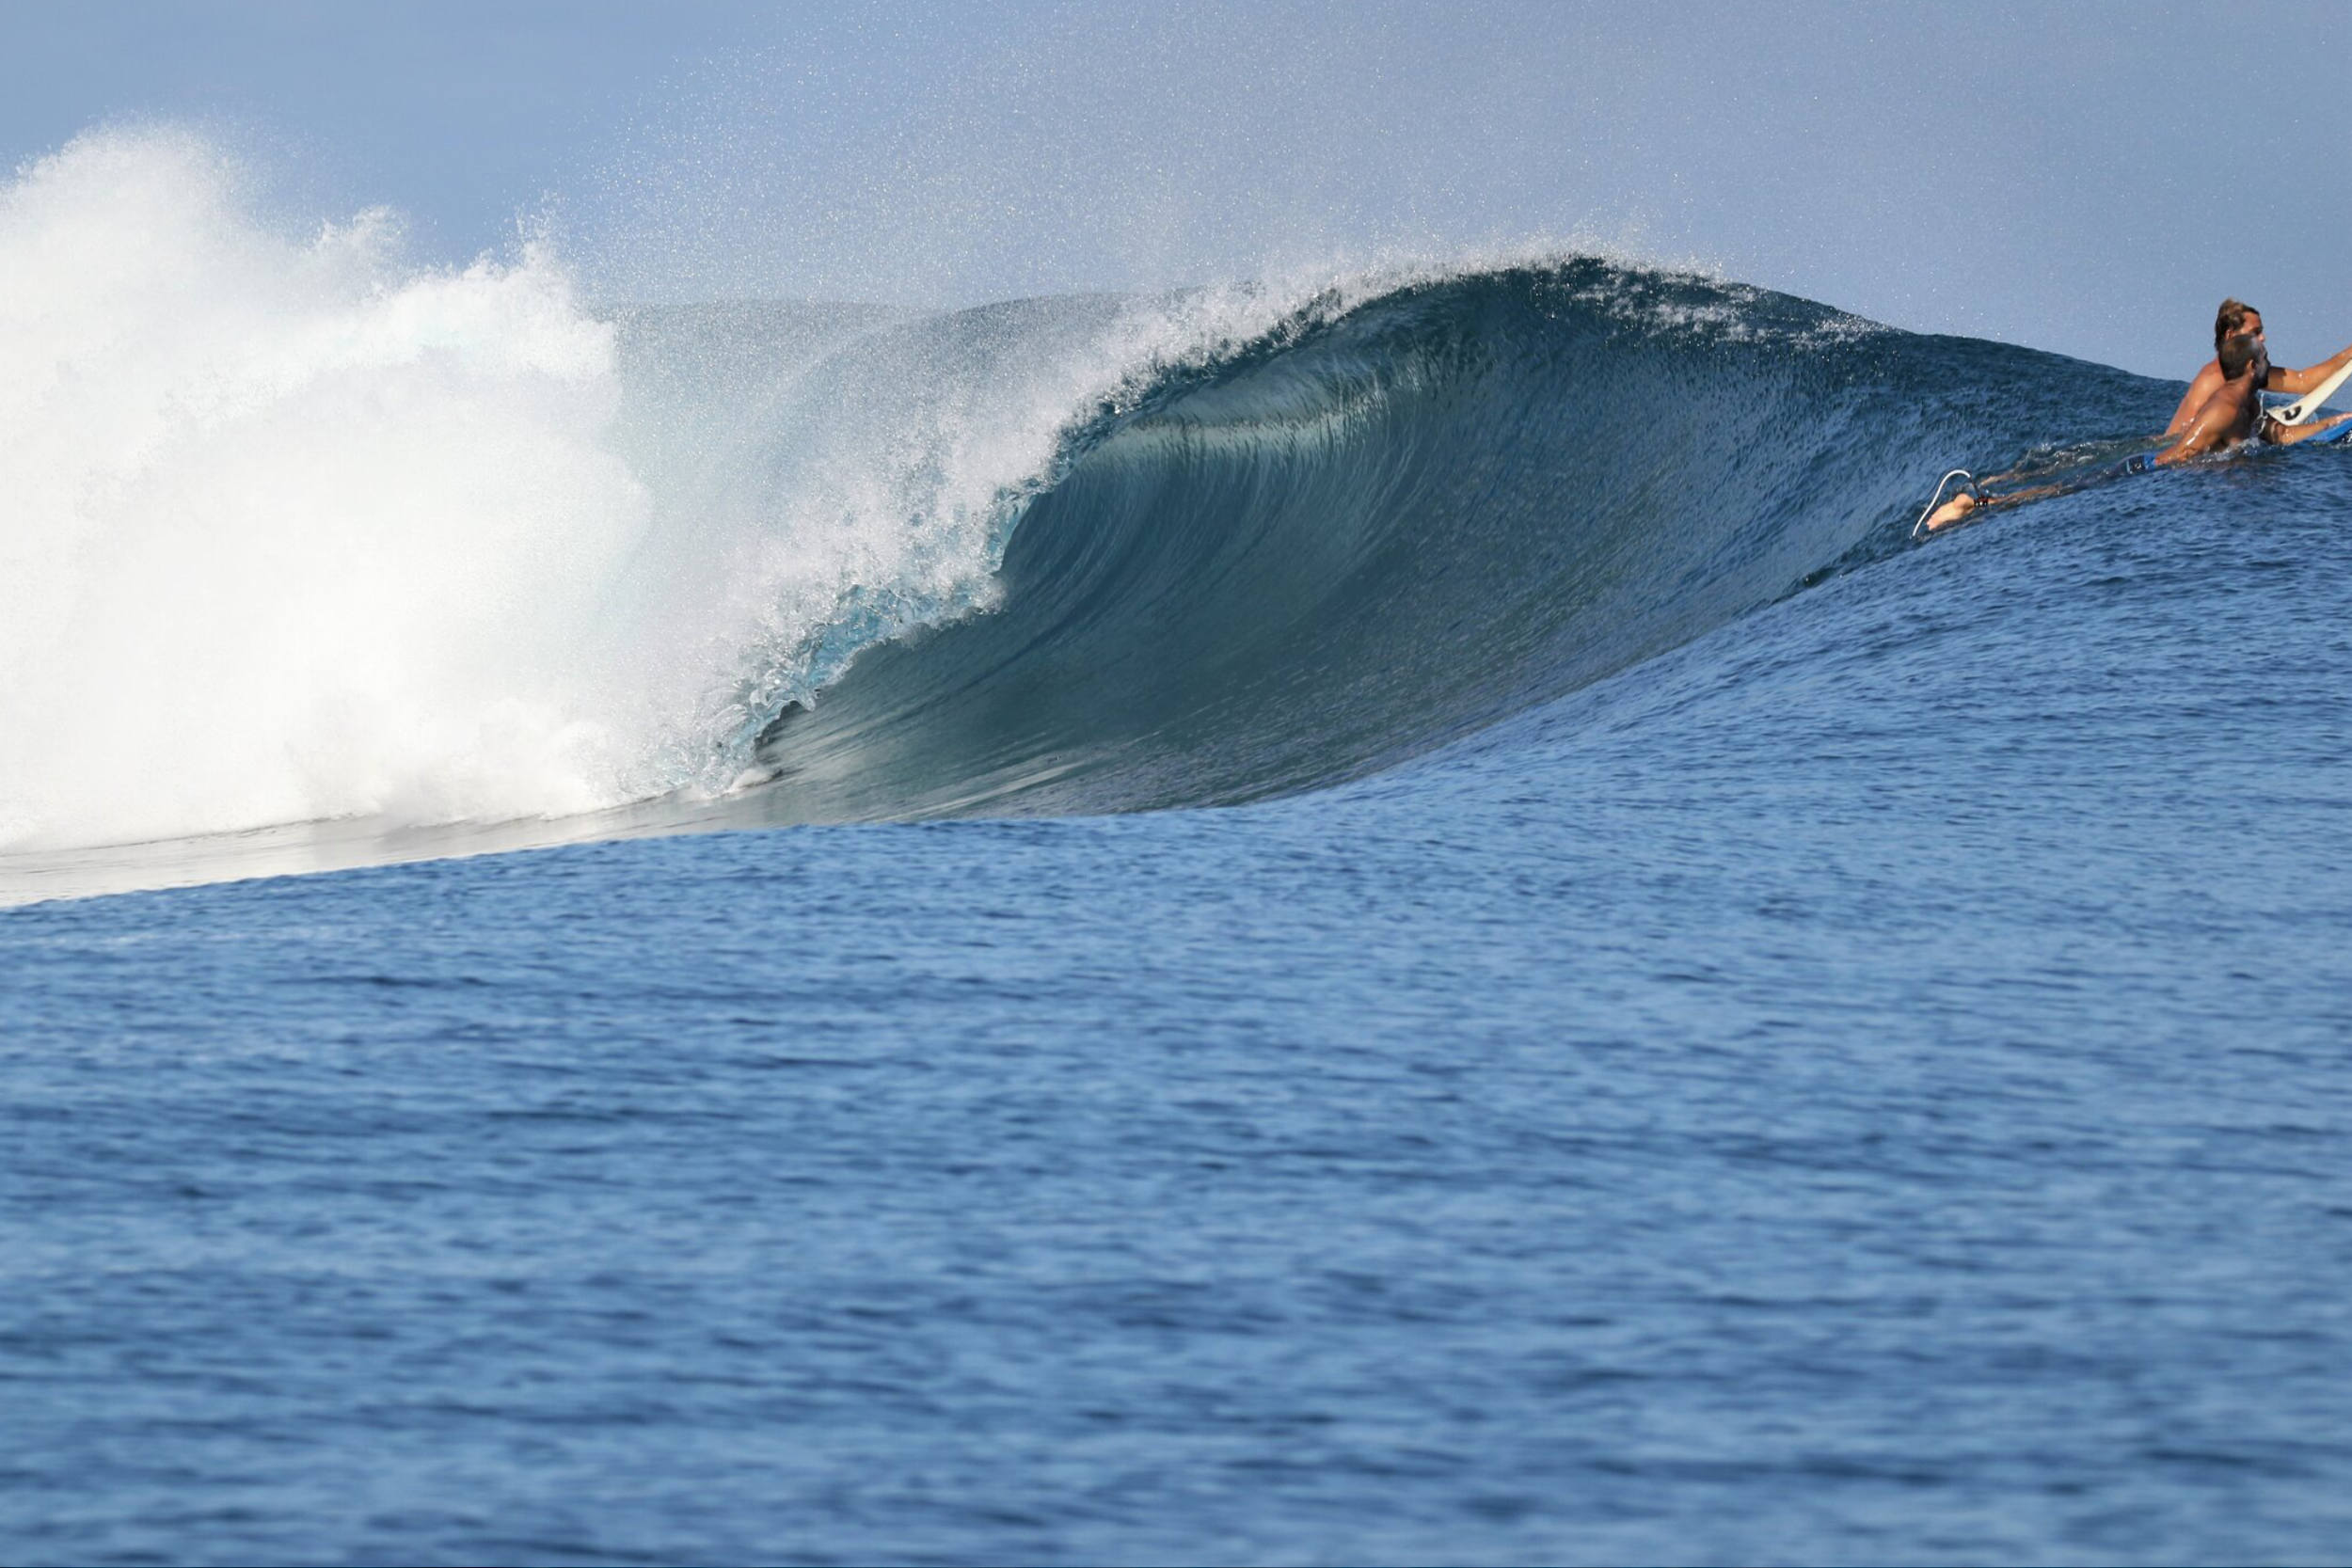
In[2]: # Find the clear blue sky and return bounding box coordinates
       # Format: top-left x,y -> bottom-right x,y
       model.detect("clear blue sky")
5,1 -> 2347,378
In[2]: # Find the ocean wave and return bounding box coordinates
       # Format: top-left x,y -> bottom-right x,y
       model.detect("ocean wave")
0,128 -> 2164,862
710,264 -> 2158,826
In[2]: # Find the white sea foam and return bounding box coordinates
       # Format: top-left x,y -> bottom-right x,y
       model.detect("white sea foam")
0,130 -> 665,849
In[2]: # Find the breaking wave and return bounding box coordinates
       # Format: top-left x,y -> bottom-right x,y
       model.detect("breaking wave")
0,127 -> 2162,874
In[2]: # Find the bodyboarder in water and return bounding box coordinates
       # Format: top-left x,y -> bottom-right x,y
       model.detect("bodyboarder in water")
1922,328 -> 2352,533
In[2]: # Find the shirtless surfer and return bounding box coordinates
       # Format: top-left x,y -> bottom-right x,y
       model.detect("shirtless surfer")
2165,298 -> 2352,435
1922,331 -> 2352,532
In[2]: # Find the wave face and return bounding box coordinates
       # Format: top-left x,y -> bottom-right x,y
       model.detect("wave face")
717,266 -> 2153,825
0,129 -> 2163,866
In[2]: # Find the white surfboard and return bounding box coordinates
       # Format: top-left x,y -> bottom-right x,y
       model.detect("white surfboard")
2268,357 -> 2352,426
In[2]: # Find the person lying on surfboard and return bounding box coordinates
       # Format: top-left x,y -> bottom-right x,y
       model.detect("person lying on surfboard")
2165,298 -> 2352,436
1920,333 -> 2352,532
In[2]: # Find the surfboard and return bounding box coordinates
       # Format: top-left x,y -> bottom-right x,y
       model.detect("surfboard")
2267,358 -> 2352,426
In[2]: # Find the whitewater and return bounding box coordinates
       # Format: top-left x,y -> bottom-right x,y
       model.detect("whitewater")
9,128 -> 2352,1566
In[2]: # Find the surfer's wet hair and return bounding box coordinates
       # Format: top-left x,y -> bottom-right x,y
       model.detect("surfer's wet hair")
2215,298 -> 2260,353
2219,332 -> 2265,380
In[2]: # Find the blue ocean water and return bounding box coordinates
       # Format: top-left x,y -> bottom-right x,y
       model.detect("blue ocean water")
8,237 -> 2352,1563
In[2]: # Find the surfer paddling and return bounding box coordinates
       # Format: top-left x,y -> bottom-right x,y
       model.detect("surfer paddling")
2165,299 -> 2352,436
1922,331 -> 2352,533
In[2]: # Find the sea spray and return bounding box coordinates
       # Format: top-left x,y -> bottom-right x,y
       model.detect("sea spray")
0,130 -> 653,849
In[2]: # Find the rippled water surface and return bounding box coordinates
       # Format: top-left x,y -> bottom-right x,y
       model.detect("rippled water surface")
11,443 -> 2352,1563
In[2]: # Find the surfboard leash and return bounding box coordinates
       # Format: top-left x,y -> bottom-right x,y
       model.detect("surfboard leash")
1913,469 -> 1985,541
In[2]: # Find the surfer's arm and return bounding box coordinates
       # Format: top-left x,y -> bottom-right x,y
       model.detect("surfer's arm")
2165,361 -> 2222,435
2155,401 -> 2236,465
2261,409 -> 2352,446
2267,342 -> 2352,395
